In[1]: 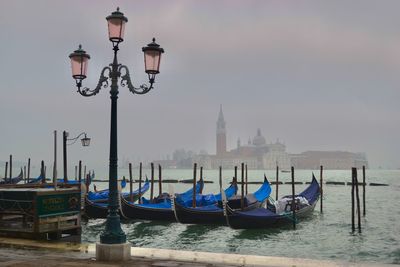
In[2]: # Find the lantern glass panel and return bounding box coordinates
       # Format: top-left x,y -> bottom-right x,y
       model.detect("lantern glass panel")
107,18 -> 126,42
144,50 -> 161,74
71,56 -> 89,79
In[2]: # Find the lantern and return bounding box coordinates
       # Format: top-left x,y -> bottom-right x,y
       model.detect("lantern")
81,135 -> 91,147
106,7 -> 128,43
69,45 -> 90,80
142,38 -> 164,75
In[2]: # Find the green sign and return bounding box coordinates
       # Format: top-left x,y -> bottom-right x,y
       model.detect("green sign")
36,192 -> 80,217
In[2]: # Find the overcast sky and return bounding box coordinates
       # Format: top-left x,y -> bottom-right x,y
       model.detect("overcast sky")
1,0 -> 400,170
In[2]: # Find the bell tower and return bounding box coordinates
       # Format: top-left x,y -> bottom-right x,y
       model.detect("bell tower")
216,105 -> 227,156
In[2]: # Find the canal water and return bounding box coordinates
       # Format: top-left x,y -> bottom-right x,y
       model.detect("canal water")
82,169 -> 400,265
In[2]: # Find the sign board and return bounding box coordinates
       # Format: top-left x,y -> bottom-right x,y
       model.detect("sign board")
36,192 -> 81,217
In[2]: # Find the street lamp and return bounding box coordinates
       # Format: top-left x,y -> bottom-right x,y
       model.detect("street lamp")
80,134 -> 91,147
63,131 -> 90,183
68,7 -> 164,256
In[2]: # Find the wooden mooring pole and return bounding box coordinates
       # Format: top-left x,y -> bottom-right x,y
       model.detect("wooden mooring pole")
245,164 -> 248,195
4,162 -> 8,181
150,163 -> 155,202
219,166 -> 222,191
53,130 -> 57,188
9,155 -> 12,182
41,161 -> 46,183
78,160 -> 82,185
85,173 -> 90,192
75,166 -> 77,181
241,163 -> 244,211
276,165 -> 279,200
27,158 -> 31,183
63,131 -> 68,183
291,166 -> 296,229
234,165 -> 237,184
355,168 -> 362,233
362,165 -> 366,216
158,164 -> 162,196
139,162 -> 142,204
320,165 -> 323,213
351,167 -> 355,232
192,163 -> 197,208
129,163 -> 133,202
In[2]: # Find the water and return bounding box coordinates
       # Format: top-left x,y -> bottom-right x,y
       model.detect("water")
82,169 -> 400,265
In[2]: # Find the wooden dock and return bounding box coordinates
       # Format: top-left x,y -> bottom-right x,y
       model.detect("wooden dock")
0,185 -> 81,240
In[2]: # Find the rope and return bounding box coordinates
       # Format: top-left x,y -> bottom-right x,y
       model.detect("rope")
268,196 -> 276,205
281,211 -> 299,223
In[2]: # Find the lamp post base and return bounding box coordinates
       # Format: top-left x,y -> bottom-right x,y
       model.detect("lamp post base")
96,242 -> 131,261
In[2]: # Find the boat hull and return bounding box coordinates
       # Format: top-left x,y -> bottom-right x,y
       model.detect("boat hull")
84,198 -> 109,219
173,202 -> 225,225
227,201 -> 317,229
225,176 -> 320,229
120,198 -> 175,221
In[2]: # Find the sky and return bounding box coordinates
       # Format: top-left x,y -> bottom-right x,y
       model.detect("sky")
1,0 -> 400,172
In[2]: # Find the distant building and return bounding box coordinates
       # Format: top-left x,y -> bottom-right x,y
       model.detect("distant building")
172,149 -> 196,168
194,106 -> 291,170
166,107 -> 369,170
290,151 -> 368,170
216,105 -> 227,156
152,159 -> 177,169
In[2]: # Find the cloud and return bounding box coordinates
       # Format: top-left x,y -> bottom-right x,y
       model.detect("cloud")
1,0 -> 400,169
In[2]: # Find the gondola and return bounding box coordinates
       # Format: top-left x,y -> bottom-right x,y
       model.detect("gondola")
28,172 -> 93,185
173,177 -> 271,225
0,169 -> 23,185
87,177 -> 146,203
26,174 -> 44,184
120,178 -> 205,221
223,176 -> 320,229
84,179 -> 150,219
62,170 -> 95,186
84,197 -> 110,219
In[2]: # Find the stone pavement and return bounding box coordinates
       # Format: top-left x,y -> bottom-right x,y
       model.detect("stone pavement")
0,237 -> 398,267
0,247 -> 224,267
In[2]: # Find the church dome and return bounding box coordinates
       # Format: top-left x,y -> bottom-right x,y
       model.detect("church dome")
253,128 -> 266,146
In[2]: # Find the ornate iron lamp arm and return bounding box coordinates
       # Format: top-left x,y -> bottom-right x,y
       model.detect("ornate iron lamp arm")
119,65 -> 154,95
66,132 -> 88,145
76,66 -> 112,97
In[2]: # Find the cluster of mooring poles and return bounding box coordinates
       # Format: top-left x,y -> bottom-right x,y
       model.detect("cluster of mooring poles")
2,128 -> 90,185
2,155 -> 92,186
124,162 -> 207,205
273,165 -> 325,229
125,162 -> 165,204
351,166 -> 366,233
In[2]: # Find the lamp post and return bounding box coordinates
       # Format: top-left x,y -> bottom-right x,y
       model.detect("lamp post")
63,131 -> 90,183
68,7 -> 164,258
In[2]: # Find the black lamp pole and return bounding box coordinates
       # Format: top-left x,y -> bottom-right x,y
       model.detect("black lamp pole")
69,8 -> 164,245
63,131 -> 90,183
